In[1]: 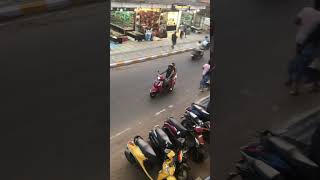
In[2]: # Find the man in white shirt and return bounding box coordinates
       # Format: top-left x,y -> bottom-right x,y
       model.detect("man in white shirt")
295,6 -> 320,54
200,62 -> 211,91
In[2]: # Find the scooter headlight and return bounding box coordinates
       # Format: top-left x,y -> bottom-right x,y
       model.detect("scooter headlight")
157,76 -> 161,80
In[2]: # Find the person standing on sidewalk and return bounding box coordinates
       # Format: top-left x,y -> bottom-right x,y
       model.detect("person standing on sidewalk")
294,6 -> 320,54
179,24 -> 184,39
184,24 -> 188,38
171,31 -> 177,49
200,61 -> 211,92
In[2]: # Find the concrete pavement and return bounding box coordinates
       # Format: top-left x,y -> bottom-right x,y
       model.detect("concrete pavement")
110,51 -> 211,179
213,0 -> 320,179
110,33 -> 209,66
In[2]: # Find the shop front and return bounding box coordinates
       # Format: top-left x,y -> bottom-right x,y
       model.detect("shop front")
134,8 -> 161,39
110,8 -> 135,43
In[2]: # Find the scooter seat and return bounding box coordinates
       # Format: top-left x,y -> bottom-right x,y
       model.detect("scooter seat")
135,137 -> 157,160
155,127 -> 173,148
192,104 -> 210,117
267,136 -> 319,169
167,117 -> 188,133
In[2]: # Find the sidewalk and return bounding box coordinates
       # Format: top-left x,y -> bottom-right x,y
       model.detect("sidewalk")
110,33 -> 209,65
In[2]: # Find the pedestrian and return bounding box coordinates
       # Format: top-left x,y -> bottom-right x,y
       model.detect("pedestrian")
288,44 -> 316,95
184,24 -> 188,38
294,6 -> 320,54
287,21 -> 320,95
180,28 -> 184,39
200,61 -> 211,92
171,31 -> 177,49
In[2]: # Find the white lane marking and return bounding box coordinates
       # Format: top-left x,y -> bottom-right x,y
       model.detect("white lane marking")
155,109 -> 166,116
110,128 -> 131,140
168,105 -> 174,108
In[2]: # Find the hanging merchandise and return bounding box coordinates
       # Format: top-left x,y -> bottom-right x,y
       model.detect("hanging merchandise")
135,8 -> 161,37
111,10 -> 135,31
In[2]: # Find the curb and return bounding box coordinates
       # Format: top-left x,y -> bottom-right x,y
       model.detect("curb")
110,47 -> 194,68
0,0 -> 105,21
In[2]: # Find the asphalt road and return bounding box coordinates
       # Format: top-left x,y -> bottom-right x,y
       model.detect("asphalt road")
110,52 -> 211,180
213,0 -> 320,179
0,3 -> 107,180
110,52 -> 210,135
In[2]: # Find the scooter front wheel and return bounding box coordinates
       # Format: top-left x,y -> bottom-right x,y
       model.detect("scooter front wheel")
124,148 -> 136,165
150,92 -> 157,98
176,168 -> 188,180
191,147 -> 205,163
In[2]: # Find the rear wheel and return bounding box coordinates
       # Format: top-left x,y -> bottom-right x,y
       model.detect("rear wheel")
124,148 -> 136,164
150,92 -> 157,98
191,147 -> 205,163
176,168 -> 188,180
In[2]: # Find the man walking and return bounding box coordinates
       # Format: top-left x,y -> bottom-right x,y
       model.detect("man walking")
171,31 -> 177,49
200,61 -> 211,92
295,6 -> 320,54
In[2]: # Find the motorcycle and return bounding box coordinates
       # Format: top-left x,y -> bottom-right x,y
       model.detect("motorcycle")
125,136 -> 188,180
149,126 -> 190,180
124,136 -> 161,180
186,103 -> 210,123
181,110 -> 210,144
150,71 -> 177,98
202,42 -> 210,50
191,48 -> 204,60
228,130 -> 320,180
157,149 -> 188,180
162,117 -> 207,163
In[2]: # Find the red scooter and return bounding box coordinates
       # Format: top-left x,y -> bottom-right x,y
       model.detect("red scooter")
150,71 -> 177,98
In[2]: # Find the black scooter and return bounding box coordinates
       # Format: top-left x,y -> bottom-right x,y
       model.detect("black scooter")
186,103 -> 210,122
148,125 -> 190,180
191,48 -> 204,60
228,131 -> 320,180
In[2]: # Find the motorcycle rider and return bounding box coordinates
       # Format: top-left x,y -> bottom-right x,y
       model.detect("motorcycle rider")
161,63 -> 177,91
202,36 -> 210,48
195,40 -> 204,56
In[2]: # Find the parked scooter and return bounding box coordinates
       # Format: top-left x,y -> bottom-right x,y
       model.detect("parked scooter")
228,131 -> 320,180
124,136 -> 161,180
162,117 -> 207,163
181,111 -> 210,144
150,71 -> 177,98
191,48 -> 204,60
149,126 -> 190,180
186,103 -> 210,122
157,149 -> 188,180
125,136 -> 189,180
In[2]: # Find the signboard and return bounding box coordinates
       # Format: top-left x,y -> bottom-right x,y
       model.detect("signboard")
172,4 -> 191,11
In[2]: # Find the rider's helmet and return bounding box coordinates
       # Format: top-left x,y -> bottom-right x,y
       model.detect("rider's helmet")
171,63 -> 175,67
205,36 -> 208,38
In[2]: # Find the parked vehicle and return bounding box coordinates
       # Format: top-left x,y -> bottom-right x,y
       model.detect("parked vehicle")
228,130 -> 320,180
186,103 -> 210,122
125,136 -> 189,180
163,117 -> 207,163
150,71 -> 177,98
181,110 -> 210,144
124,136 -> 161,180
148,126 -> 190,180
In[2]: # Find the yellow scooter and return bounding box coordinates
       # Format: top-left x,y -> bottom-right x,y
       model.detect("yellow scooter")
157,149 -> 177,180
125,136 -> 188,180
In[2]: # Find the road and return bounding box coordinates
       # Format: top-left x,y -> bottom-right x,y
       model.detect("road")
110,52 -> 211,180
213,0 -> 320,179
0,3 -> 107,180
